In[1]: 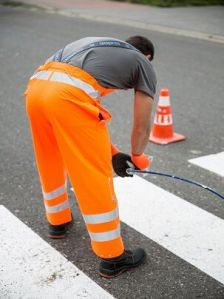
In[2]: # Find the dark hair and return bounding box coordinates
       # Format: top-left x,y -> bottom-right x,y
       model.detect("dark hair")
125,35 -> 155,61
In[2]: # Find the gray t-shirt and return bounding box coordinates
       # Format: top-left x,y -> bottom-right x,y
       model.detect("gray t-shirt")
48,37 -> 157,98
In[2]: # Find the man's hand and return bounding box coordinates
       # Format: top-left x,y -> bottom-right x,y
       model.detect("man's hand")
131,153 -> 151,170
112,152 -> 134,177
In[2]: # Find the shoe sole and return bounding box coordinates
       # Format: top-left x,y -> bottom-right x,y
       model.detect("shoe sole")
48,233 -> 66,239
99,252 -> 146,279
99,267 -> 129,279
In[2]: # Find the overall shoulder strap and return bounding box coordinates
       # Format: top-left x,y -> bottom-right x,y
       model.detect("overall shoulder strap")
52,40 -> 141,63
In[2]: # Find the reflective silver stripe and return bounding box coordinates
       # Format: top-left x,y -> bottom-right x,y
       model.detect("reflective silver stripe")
88,225 -> 120,242
45,199 -> 70,214
30,70 -> 99,98
30,70 -> 50,80
51,72 -> 99,98
42,184 -> 67,201
83,207 -> 119,224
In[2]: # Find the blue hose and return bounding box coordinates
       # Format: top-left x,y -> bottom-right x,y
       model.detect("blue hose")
126,169 -> 224,200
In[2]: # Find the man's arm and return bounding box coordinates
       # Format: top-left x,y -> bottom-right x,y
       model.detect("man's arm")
111,91 -> 153,176
131,91 -> 153,155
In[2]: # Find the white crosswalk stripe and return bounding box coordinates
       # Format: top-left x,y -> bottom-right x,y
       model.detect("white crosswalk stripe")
189,151 -> 224,177
0,205 -> 114,299
114,175 -> 224,285
1,151 -> 224,296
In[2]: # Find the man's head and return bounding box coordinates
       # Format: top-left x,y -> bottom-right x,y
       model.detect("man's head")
125,35 -> 155,61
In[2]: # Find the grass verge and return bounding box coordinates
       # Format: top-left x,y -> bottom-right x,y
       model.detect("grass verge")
111,0 -> 224,7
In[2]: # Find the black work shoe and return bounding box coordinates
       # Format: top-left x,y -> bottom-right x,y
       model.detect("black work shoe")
48,218 -> 73,239
99,248 -> 146,278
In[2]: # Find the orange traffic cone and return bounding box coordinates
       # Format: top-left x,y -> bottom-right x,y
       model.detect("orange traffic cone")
149,88 -> 186,145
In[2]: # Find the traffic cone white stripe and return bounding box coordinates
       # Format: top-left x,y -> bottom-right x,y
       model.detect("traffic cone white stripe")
154,114 -> 173,125
158,96 -> 170,107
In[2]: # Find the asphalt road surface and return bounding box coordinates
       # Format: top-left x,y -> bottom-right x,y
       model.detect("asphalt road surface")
0,4 -> 224,299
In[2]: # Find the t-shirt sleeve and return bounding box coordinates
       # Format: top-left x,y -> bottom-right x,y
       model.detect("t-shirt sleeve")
133,58 -> 157,98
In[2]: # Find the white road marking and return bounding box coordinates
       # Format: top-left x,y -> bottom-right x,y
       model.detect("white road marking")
189,151 -> 224,177
0,205 -> 114,299
114,176 -> 224,284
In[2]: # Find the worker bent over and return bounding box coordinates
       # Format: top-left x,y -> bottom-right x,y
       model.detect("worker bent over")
25,36 -> 157,278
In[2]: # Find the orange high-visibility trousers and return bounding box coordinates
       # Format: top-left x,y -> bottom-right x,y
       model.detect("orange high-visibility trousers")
25,62 -> 124,258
